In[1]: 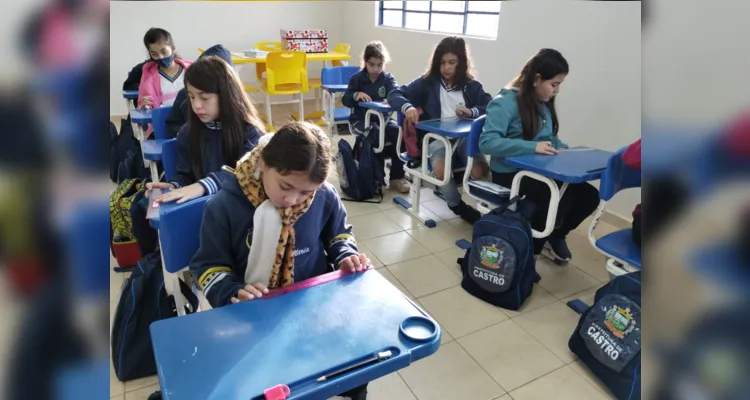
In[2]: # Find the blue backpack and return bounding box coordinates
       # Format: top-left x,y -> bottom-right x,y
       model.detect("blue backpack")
568,272 -> 641,400
336,135 -> 384,203
111,251 -> 197,381
458,196 -> 539,310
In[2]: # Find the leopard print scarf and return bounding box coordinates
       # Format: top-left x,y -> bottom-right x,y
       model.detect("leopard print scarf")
234,144 -> 315,289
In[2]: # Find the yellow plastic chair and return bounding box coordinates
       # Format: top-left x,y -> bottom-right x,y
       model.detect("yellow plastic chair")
293,43 -> 351,124
331,43 -> 352,67
261,51 -> 309,132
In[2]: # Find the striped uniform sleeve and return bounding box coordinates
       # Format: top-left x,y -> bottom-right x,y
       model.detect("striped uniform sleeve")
322,189 -> 359,267
189,199 -> 244,307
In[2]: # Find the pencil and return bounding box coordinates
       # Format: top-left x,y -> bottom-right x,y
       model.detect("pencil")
316,350 -> 393,382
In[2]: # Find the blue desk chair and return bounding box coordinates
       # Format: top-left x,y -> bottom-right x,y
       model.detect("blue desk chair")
462,115 -> 511,214
321,66 -> 358,134
159,196 -> 212,313
588,146 -> 642,277
150,105 -> 173,140
162,138 -> 178,181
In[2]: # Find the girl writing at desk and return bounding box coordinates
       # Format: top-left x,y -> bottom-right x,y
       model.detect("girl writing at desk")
132,56 -> 265,255
479,48 -> 599,263
388,36 -> 491,224
190,121 -> 370,399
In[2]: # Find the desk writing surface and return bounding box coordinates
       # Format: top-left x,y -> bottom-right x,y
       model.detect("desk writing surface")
142,140 -> 164,161
360,101 -> 392,113
130,109 -> 152,124
415,118 -> 474,138
321,84 -> 348,92
231,51 -> 351,65
150,270 -> 440,400
505,147 -> 613,183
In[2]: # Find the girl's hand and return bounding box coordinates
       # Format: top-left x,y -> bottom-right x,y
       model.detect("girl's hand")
231,282 -> 270,303
405,107 -> 419,125
145,182 -> 174,199
141,96 -> 153,107
455,106 -> 472,118
155,182 -> 206,204
535,141 -> 558,155
338,254 -> 370,273
355,92 -> 372,102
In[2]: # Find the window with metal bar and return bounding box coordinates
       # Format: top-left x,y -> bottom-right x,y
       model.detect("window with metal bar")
378,1 -> 501,39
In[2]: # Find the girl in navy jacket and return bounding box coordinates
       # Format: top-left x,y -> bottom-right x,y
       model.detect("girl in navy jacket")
146,56 -> 265,203
190,121 -> 370,399
342,41 -> 409,194
387,36 -> 491,223
132,56 -> 265,255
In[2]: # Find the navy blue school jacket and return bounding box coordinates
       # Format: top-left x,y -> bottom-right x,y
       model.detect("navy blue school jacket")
341,69 -> 398,125
387,75 -> 492,120
168,123 -> 263,195
189,172 -> 359,307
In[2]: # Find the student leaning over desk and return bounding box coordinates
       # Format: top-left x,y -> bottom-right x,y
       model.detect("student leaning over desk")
130,56 -> 265,256
479,48 -> 599,262
387,36 -> 491,224
190,121 -> 370,399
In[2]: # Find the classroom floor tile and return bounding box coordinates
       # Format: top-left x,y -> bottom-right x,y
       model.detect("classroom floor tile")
109,121 -> 625,398
458,319 -> 566,392
508,365 -> 608,400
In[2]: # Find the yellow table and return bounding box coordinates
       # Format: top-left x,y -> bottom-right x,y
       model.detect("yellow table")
230,51 -> 351,65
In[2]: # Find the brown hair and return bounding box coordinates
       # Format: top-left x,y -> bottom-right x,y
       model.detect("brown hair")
508,48 -> 569,140
261,121 -> 332,184
423,36 -> 475,88
362,41 -> 390,66
185,56 -> 266,178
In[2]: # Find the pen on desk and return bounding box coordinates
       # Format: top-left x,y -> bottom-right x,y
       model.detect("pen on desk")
316,350 -> 393,382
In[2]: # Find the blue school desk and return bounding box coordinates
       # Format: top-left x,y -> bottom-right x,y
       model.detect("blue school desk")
142,139 -> 164,161
505,147 -> 612,238
359,101 -> 394,153
122,90 -> 139,100
130,109 -> 152,124
321,84 -> 348,93
393,117 -> 476,228
150,270 -> 441,400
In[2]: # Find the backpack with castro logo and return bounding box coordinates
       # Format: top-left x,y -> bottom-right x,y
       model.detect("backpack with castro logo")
111,251 -> 198,381
336,135 -> 384,203
110,178 -> 145,269
458,196 -> 539,310
568,272 -> 641,400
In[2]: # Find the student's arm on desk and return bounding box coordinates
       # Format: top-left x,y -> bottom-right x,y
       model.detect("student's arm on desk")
323,187 -> 360,268
478,100 -> 536,157
342,73 -> 361,108
469,81 -> 493,118
387,77 -> 427,115
190,201 -> 244,308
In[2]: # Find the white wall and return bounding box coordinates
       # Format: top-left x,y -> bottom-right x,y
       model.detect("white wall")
341,1 -> 641,218
110,1 -> 342,116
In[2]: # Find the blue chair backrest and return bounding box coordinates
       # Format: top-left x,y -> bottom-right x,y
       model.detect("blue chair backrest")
467,115 -> 486,158
162,138 -> 178,181
159,196 -> 211,273
151,106 -> 172,140
599,146 -> 642,201
321,66 -> 360,86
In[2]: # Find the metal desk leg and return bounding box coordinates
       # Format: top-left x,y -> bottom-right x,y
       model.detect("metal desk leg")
392,131 -> 455,228
364,109 -> 386,154
158,233 -> 186,316
509,170 -> 569,238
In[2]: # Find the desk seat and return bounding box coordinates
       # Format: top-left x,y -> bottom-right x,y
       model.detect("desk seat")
333,107 -> 350,122
595,229 -> 641,268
